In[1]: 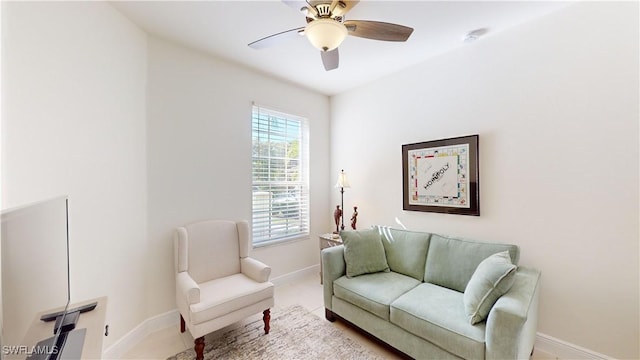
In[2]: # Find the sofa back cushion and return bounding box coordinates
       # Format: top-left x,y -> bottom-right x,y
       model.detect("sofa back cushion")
377,226 -> 431,281
424,234 -> 519,293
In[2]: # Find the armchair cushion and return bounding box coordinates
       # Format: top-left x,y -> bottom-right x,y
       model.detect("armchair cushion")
190,273 -> 274,325
183,220 -> 241,284
464,251 -> 517,325
241,257 -> 271,283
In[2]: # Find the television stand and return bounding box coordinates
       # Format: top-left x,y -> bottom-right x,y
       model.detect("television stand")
40,301 -> 97,322
40,301 -> 97,334
53,310 -> 80,333
7,297 -> 107,360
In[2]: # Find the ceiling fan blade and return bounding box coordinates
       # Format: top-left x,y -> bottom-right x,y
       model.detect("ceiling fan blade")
248,27 -> 305,49
332,0 -> 359,17
329,0 -> 340,12
344,20 -> 413,42
282,0 -> 318,19
282,0 -> 308,13
321,48 -> 339,71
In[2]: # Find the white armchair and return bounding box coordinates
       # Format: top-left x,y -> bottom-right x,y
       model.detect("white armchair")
174,219 -> 274,360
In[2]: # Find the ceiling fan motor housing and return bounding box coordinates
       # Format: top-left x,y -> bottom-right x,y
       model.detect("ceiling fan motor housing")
315,3 -> 332,17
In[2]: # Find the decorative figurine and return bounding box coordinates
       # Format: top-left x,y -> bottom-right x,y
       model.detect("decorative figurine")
350,206 -> 358,230
333,205 -> 342,234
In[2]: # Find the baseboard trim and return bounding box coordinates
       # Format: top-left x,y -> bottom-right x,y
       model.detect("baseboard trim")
271,264 -> 320,286
535,333 -> 612,359
102,308 -> 178,359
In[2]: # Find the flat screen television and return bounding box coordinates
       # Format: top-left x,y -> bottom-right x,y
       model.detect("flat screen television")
1,196 -> 93,360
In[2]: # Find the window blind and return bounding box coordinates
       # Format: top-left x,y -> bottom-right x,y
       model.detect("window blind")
251,104 -> 309,246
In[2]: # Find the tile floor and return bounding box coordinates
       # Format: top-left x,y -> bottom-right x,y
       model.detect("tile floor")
122,271 -> 556,359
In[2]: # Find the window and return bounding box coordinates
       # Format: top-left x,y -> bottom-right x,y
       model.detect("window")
251,104 -> 309,246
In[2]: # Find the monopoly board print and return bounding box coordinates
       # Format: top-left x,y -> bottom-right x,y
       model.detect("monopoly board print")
402,135 -> 479,216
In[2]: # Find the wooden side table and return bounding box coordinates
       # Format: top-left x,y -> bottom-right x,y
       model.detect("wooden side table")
319,233 -> 342,284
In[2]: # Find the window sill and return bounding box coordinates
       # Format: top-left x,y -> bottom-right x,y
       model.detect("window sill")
253,234 -> 309,249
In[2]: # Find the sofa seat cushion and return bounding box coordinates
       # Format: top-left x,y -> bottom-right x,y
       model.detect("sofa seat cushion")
334,271 -> 421,321
190,273 -> 274,325
390,283 -> 486,360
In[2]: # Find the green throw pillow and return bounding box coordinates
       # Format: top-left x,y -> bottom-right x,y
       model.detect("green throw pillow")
463,251 -> 517,325
341,229 -> 390,278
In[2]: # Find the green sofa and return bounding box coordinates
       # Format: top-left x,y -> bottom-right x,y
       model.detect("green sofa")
322,226 -> 541,359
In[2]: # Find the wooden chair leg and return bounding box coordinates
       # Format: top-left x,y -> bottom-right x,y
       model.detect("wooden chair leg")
194,336 -> 204,360
263,309 -> 271,334
180,314 -> 185,333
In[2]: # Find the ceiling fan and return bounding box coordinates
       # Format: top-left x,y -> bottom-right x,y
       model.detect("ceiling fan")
248,0 -> 414,71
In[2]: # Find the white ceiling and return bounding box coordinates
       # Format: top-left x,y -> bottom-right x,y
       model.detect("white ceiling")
111,1 -> 573,96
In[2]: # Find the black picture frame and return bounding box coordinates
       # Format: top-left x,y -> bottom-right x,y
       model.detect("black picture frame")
402,135 -> 479,216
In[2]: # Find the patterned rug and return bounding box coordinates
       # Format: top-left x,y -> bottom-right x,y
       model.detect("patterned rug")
167,305 -> 384,360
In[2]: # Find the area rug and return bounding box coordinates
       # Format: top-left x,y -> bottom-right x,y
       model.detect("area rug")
167,305 -> 385,360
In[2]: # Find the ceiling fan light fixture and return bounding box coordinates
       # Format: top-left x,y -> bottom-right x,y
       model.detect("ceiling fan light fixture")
305,18 -> 348,52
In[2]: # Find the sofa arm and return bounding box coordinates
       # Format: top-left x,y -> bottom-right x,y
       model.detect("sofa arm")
321,245 -> 346,310
241,257 -> 272,283
486,267 -> 541,360
176,271 -> 200,305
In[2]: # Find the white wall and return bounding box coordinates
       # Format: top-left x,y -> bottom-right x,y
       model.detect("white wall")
145,37 -> 331,316
4,1 -> 637,358
330,2 -> 639,358
1,2 -> 148,349
2,1 -> 331,352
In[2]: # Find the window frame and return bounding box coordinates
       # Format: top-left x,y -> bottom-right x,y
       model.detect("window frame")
251,104 -> 310,247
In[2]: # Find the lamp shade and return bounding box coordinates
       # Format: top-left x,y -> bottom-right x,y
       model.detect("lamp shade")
305,18 -> 348,52
335,169 -> 351,188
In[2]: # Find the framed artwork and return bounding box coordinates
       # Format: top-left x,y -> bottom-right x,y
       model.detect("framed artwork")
402,135 -> 479,216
